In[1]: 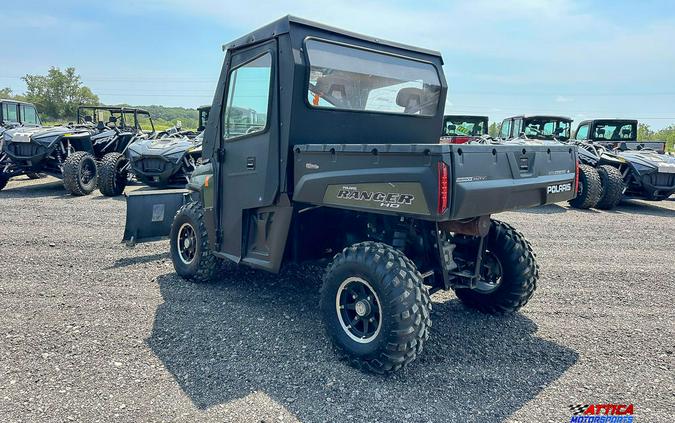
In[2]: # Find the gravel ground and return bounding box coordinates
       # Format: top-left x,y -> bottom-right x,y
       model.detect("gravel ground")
0,175 -> 673,423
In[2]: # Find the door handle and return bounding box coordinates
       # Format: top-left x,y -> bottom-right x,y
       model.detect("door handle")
246,156 -> 256,169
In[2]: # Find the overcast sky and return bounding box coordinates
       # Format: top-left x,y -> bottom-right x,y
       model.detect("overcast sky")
3,0 -> 675,128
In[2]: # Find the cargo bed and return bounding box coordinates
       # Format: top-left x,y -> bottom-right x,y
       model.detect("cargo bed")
293,143 -> 577,220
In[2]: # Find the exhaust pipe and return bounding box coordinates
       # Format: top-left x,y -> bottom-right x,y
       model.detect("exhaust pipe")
439,215 -> 491,237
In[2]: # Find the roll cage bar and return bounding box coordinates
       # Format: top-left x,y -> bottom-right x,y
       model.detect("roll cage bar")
76,106 -> 155,133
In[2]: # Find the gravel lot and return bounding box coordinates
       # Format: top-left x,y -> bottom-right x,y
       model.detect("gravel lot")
1,175 -> 673,423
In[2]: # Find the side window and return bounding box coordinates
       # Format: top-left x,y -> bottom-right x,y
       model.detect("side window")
3,103 -> 18,122
512,118 -> 523,137
21,105 -> 39,125
223,53 -> 272,140
499,119 -> 511,138
576,124 -> 589,139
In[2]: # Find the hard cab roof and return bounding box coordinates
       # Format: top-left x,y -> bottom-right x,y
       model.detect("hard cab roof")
222,15 -> 443,62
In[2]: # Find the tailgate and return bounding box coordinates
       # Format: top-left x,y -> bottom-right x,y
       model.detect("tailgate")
448,144 -> 577,219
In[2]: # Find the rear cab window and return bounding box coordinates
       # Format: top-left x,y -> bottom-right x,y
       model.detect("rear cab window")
305,39 -> 441,116
2,103 -> 18,123
20,105 -> 40,125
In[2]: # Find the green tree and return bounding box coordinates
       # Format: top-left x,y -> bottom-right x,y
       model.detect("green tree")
22,67 -> 99,120
637,123 -> 654,140
488,121 -> 500,137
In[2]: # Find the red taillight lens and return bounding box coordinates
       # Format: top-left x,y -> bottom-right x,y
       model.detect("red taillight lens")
438,161 -> 449,214
451,136 -> 472,144
575,160 -> 580,193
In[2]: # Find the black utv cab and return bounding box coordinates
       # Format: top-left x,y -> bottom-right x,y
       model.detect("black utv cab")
441,115 -> 488,144
123,16 -> 578,374
0,99 -> 41,131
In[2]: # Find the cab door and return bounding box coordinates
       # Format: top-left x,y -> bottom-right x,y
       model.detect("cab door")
217,40 -> 279,262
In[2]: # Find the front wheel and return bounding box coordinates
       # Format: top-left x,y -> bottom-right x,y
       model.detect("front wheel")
169,201 -> 218,283
320,242 -> 432,374
454,220 -> 539,314
63,151 -> 98,196
99,152 -> 129,196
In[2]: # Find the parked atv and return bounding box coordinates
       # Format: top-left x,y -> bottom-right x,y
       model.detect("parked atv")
573,119 -> 675,202
440,115 -> 488,144
122,17 -> 579,374
125,106 -> 210,188
1,106 -> 153,196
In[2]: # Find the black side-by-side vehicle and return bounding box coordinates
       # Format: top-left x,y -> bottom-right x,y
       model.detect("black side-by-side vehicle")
573,119 -> 675,201
1,106 -> 154,195
123,16 -> 578,374
124,106 -> 211,189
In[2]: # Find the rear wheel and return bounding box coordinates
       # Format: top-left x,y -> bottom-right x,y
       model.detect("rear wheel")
170,201 -> 218,283
99,152 -> 129,196
568,164 -> 601,209
596,165 -> 624,210
63,151 -> 98,196
320,242 -> 432,374
454,220 -> 538,314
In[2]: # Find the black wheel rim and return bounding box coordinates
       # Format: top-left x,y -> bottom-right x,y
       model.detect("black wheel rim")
474,251 -> 503,293
336,277 -> 382,343
114,160 -> 128,190
80,158 -> 96,185
177,223 -> 197,265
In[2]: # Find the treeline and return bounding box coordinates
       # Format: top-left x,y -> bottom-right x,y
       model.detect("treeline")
1,67 -> 204,130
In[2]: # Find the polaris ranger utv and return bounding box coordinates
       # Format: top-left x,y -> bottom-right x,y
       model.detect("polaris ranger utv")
440,115 -> 488,144
496,114 -> 613,209
573,119 -> 675,201
123,16 -> 578,374
124,106 -> 210,189
1,106 -> 154,195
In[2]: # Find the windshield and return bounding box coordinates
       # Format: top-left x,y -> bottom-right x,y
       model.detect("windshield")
523,118 -> 571,140
591,122 -> 636,141
306,39 -> 441,116
443,116 -> 487,136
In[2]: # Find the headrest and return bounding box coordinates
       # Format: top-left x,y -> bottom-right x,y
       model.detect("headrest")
596,128 -> 605,136
96,121 -> 105,131
396,87 -> 423,110
109,116 -> 118,123
83,115 -> 93,123
621,128 -> 631,135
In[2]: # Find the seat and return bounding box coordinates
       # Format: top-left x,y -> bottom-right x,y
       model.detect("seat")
396,87 -> 423,114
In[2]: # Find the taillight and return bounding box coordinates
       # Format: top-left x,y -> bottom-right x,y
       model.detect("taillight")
574,160 -> 580,193
438,161 -> 449,214
451,136 -> 472,144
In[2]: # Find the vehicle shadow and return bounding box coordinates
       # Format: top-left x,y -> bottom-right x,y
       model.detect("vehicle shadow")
0,179 -> 66,197
147,266 -> 578,422
106,251 -> 169,269
518,203 -> 569,214
609,199 -> 675,217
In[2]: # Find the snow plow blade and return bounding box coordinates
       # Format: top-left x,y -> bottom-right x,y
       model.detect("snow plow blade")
122,189 -> 189,246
